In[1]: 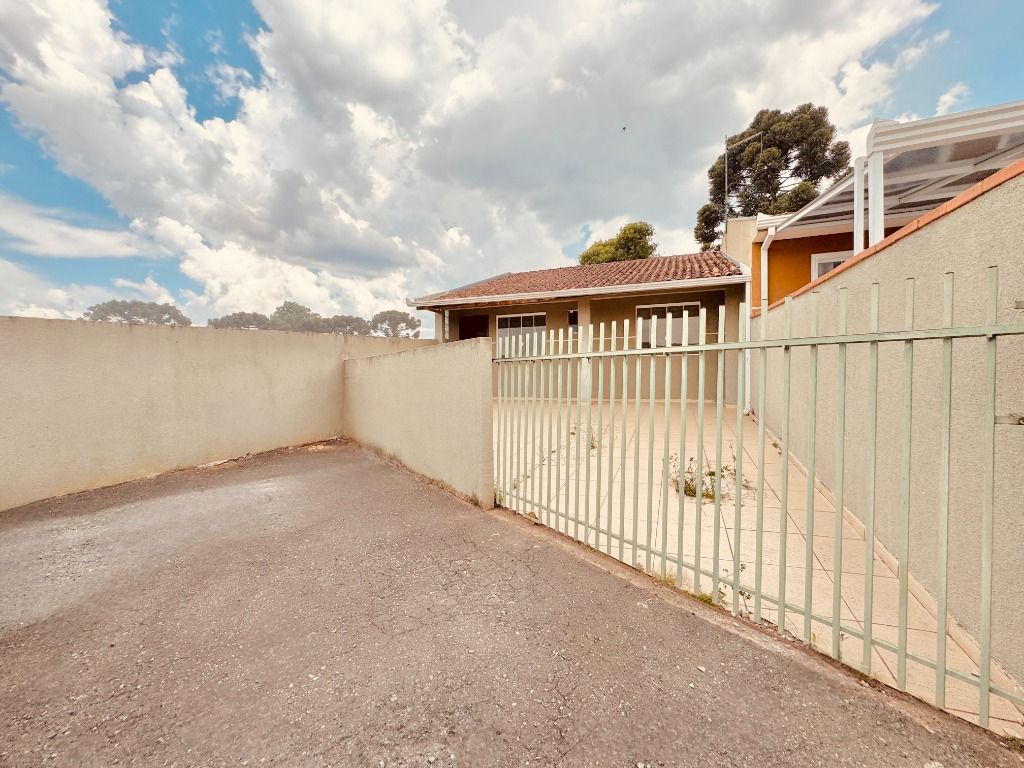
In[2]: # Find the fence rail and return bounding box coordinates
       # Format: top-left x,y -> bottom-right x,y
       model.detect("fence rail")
493,266 -> 1024,733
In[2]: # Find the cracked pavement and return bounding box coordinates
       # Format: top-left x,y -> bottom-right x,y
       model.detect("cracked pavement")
0,441 -> 1019,767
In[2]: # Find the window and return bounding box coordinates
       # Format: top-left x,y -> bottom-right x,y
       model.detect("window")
811,251 -> 853,280
497,313 -> 547,352
635,302 -> 700,348
567,310 -> 578,327
457,314 -> 489,340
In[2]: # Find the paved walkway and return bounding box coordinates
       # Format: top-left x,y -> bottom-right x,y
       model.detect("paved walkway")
494,401 -> 1024,735
1,442 -> 1018,766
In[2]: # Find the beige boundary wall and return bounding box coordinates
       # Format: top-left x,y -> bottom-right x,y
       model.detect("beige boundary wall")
751,173 -> 1024,682
0,317 -> 432,512
342,338 -> 494,508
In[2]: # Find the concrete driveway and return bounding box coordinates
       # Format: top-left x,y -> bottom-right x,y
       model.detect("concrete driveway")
0,442 -> 1018,767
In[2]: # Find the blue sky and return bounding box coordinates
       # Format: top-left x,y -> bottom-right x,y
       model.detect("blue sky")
0,0 -> 1021,326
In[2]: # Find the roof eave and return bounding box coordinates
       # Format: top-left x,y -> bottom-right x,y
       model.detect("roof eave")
409,272 -> 750,310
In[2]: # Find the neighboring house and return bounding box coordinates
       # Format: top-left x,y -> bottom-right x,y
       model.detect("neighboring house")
409,251 -> 751,402
722,99 -> 1024,312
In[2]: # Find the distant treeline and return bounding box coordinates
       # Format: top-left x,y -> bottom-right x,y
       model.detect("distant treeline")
82,299 -> 421,337
209,302 -> 421,337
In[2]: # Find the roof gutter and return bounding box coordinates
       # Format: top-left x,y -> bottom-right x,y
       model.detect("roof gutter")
408,272 -> 750,310
758,226 -> 776,313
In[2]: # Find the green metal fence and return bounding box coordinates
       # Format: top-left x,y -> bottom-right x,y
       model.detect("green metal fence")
493,266 -> 1024,733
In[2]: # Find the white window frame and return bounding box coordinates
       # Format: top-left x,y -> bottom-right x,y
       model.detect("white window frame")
635,301 -> 701,348
496,312 -> 547,353
811,250 -> 853,281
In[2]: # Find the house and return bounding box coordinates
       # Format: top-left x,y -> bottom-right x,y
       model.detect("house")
722,99 -> 1024,312
409,251 -> 751,401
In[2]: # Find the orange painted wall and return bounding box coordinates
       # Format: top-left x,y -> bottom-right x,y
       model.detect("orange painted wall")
750,229 -> 899,308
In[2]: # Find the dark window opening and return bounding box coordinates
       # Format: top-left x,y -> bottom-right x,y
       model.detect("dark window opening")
458,314 -> 489,340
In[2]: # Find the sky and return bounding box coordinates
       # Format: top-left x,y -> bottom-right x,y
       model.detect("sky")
0,0 -> 1021,331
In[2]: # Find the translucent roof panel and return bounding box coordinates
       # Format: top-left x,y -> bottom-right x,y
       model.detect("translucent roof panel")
768,101 -> 1024,235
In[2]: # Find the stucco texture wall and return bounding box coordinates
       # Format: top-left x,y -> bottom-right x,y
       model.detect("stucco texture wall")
342,338 -> 494,508
751,173 -> 1024,682
0,318 -> 432,512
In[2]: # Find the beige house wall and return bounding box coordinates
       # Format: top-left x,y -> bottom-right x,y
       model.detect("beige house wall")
723,216 -> 758,267
751,173 -> 1024,682
589,287 -> 744,404
342,339 -> 494,508
443,285 -> 747,403
0,318 -> 432,512
444,299 -> 577,347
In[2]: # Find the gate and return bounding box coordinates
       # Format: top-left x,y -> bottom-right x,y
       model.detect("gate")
493,266 -> 1024,734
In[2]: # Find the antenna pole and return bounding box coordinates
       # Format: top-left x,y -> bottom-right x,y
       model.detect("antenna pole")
723,134 -> 729,227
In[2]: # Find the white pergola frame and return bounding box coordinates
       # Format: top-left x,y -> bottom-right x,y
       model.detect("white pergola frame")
756,99 -> 1024,315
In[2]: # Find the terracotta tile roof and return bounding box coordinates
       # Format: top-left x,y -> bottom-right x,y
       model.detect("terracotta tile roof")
414,251 -> 744,306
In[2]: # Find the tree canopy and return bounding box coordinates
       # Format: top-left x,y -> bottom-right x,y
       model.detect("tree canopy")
208,311 -> 271,330
370,309 -> 421,338
324,314 -> 372,336
694,103 -> 850,249
207,303 -> 419,337
268,301 -> 325,332
579,221 -> 657,265
83,300 -> 192,326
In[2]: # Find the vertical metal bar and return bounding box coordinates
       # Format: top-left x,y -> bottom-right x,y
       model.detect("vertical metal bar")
694,309 -> 707,595
529,331 -> 537,512
520,332 -> 528,513
506,336 -> 513,505
778,298 -> 793,637
555,330 -> 565,530
512,335 -> 520,512
645,315 -> 658,573
896,278 -> 915,689
832,289 -> 849,660
563,328 -> 574,533
754,306 -> 768,622
574,326 -> 585,540
594,323 -> 606,549
507,336 -> 515,507
862,283 -> 880,672
495,337 -> 503,505
676,311 -> 690,588
732,303 -> 747,615
505,336 -> 513,509
803,293 -> 819,644
531,331 -> 541,516
632,318 -> 643,566
514,333 -> 524,513
583,323 -> 596,545
546,329 -> 555,527
606,321 -> 617,556
619,319 -> 630,562
712,305 -> 726,602
978,265 -> 998,728
660,313 -> 675,578
569,329 -> 577,536
935,272 -> 954,708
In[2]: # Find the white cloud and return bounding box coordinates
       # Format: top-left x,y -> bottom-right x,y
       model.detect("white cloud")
0,257 -> 172,319
0,194 -> 161,258
0,0 -> 950,323
936,82 -> 969,116
112,276 -> 174,304
206,61 -> 253,102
